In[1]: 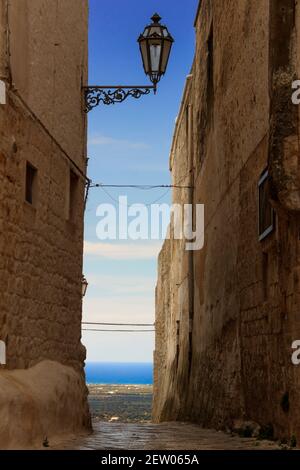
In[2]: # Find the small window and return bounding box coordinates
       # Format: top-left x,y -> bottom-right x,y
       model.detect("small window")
68,169 -> 79,221
258,169 -> 275,241
25,162 -> 37,205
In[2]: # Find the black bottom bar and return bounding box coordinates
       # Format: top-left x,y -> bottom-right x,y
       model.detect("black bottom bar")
0,450 -> 297,467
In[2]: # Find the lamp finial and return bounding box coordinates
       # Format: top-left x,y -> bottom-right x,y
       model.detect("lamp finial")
151,13 -> 162,24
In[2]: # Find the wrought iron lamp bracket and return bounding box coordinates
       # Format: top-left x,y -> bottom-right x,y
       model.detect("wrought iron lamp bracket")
83,85 -> 156,113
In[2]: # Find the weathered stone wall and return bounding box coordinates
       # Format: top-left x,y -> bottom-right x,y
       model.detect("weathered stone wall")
154,0 -> 300,442
0,0 -> 90,444
7,0 -> 88,165
0,360 -> 90,449
153,238 -> 172,416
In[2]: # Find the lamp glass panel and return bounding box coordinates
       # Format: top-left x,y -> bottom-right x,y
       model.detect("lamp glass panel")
140,40 -> 150,73
160,40 -> 172,73
150,42 -> 162,72
82,282 -> 87,296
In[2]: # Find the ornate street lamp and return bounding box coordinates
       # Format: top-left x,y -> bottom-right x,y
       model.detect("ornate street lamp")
82,276 -> 88,297
83,13 -> 174,113
138,13 -> 174,91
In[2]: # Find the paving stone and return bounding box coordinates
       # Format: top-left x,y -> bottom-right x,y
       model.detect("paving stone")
52,421 -> 280,450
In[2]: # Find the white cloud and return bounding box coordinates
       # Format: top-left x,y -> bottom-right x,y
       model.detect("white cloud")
87,273 -> 155,295
88,134 -> 149,149
82,294 -> 155,362
82,296 -> 155,324
84,241 -> 162,260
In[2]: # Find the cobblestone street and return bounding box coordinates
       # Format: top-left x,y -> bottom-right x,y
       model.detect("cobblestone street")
53,421 -> 280,450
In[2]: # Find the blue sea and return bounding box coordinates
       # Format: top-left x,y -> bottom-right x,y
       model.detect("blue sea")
85,362 -> 153,385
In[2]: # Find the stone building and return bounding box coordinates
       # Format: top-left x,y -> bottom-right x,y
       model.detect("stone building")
0,0 -> 90,448
153,0 -> 300,442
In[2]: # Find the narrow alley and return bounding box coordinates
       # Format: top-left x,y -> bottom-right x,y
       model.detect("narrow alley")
53,422 -> 279,451
1,0 -> 300,459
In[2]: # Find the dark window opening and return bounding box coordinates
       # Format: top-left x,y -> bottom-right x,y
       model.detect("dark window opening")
259,169 -> 275,241
69,169 -> 79,222
25,162 -> 37,205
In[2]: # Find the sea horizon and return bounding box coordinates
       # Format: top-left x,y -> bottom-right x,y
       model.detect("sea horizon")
85,361 -> 153,385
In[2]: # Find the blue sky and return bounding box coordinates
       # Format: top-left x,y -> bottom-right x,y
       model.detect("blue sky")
82,0 -> 198,363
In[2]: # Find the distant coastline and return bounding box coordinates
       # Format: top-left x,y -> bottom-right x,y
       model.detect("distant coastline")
85,362 -> 153,385
88,384 -> 153,423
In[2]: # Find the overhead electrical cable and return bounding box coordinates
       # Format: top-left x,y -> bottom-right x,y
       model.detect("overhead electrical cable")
82,329 -> 155,332
82,322 -> 154,326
